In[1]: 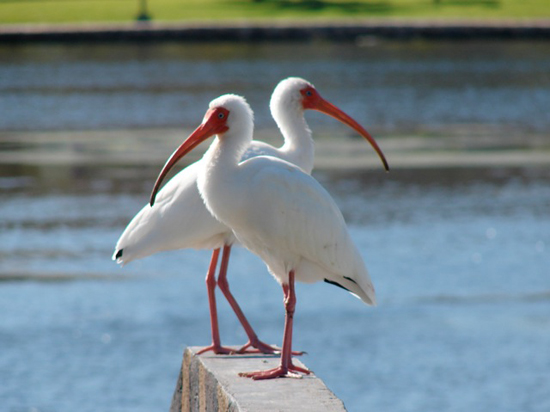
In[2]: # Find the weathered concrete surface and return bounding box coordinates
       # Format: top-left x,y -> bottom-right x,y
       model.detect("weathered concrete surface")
170,346 -> 347,412
1,19 -> 550,43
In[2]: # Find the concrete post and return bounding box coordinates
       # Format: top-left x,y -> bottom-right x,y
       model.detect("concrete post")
170,346 -> 347,412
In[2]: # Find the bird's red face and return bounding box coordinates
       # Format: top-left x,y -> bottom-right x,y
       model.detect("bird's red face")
202,107 -> 231,136
300,85 -> 322,110
149,106 -> 230,206
299,85 -> 389,172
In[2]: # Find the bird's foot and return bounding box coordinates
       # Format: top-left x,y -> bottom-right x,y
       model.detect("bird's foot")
196,343 -> 236,355
236,339 -> 279,354
236,339 -> 306,356
239,362 -> 311,380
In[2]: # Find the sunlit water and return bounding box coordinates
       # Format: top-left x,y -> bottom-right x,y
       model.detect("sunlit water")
1,40 -> 550,412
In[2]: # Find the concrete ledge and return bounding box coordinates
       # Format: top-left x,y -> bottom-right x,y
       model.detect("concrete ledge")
1,19 -> 550,43
170,346 -> 346,412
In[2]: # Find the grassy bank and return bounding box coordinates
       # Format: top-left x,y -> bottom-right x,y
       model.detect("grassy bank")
1,0 -> 550,25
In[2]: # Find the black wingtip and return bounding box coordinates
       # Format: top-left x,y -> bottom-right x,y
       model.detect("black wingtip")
343,276 -> 358,285
324,278 -> 351,292
115,249 -> 123,259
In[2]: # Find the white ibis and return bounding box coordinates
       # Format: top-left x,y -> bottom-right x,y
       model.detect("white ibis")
149,94 -> 386,379
114,77 -> 388,356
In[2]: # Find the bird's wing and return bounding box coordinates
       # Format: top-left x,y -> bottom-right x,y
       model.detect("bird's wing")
113,161 -> 227,265
242,140 -> 279,161
235,157 -> 375,304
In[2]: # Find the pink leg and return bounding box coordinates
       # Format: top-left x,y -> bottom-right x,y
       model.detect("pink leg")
239,270 -> 311,379
196,248 -> 234,355
217,245 -> 294,354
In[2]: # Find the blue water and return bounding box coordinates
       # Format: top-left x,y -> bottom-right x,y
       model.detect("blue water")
1,164 -> 549,412
1,40 -> 550,133
1,39 -> 550,411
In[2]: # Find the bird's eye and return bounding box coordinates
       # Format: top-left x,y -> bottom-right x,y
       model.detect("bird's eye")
305,90 -> 313,97
218,112 -> 225,119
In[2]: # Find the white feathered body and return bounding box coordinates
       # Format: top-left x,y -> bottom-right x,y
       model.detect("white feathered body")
114,137 -> 313,265
198,134 -> 376,306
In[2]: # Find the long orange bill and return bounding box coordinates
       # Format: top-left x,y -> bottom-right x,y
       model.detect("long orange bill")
312,98 -> 389,172
149,108 -> 228,206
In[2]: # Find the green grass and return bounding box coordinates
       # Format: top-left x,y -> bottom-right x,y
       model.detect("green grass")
1,0 -> 549,24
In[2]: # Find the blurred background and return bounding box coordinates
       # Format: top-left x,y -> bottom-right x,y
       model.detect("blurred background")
1,2 -> 550,412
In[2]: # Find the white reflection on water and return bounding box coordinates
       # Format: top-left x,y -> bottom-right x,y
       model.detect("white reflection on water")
0,164 -> 549,412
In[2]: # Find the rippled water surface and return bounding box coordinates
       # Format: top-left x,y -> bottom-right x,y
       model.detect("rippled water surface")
2,163 -> 549,412
1,40 -> 550,412
1,40 -> 550,133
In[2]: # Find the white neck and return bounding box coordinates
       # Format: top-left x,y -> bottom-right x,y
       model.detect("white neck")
197,127 -> 251,226
272,106 -> 315,174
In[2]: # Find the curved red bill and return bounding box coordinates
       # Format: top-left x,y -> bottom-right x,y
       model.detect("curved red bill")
149,107 -> 229,206
308,96 -> 389,172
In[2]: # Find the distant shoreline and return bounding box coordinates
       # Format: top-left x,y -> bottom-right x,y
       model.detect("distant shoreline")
1,128 -> 548,169
1,19 -> 550,42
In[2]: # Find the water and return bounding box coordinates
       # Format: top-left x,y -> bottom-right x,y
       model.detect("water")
2,163 -> 549,412
1,40 -> 550,133
1,40 -> 550,412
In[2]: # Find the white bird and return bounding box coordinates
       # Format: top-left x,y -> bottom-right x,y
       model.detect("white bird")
114,77 -> 388,356
149,94 -> 386,379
